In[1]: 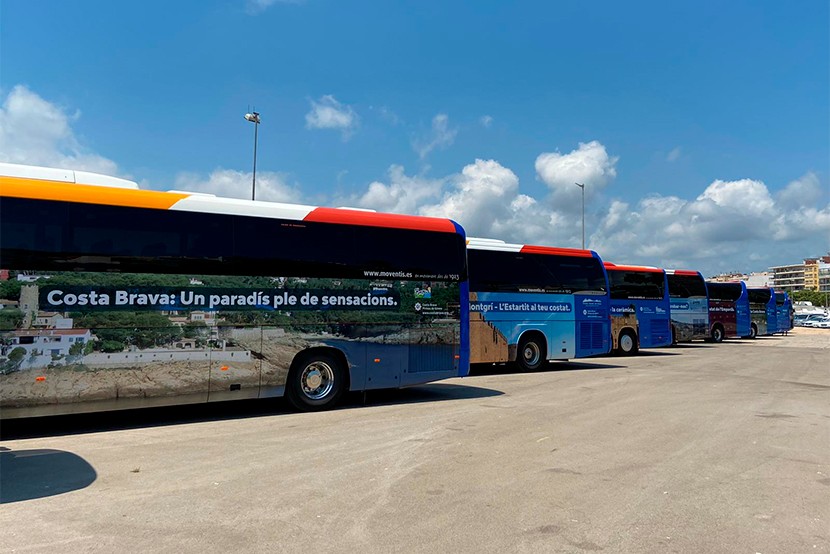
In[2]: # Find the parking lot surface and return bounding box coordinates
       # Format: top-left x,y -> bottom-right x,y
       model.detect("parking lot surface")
2,329 -> 828,553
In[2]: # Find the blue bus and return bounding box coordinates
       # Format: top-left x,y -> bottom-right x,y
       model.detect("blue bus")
0,162 -> 470,417
774,292 -> 793,334
665,269 -> 710,343
604,262 -> 671,355
746,286 -> 776,338
466,238 -> 611,370
705,281 -> 751,342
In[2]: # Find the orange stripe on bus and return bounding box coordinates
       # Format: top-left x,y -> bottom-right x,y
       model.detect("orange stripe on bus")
0,176 -> 188,210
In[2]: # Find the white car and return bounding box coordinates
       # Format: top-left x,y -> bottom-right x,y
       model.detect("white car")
802,314 -> 828,327
813,317 -> 830,329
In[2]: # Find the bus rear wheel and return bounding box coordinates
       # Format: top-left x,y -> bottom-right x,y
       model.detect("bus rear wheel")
286,351 -> 346,411
618,330 -> 638,356
517,334 -> 545,371
749,324 -> 758,339
711,325 -> 725,343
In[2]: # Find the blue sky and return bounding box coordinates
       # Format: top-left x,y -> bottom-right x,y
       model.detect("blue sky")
1,0 -> 828,276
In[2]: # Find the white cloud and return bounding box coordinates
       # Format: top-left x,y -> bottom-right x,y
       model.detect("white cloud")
344,165 -> 445,214
172,168 -> 303,203
354,152 -> 829,276
776,172 -> 823,210
305,95 -> 359,139
666,147 -> 681,162
590,178 -> 830,273
414,113 -> 458,159
419,159 -> 561,245
480,115 -> 493,128
534,140 -> 619,213
535,140 -> 618,192
0,85 -> 120,175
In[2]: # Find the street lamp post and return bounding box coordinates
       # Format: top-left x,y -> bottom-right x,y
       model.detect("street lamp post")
575,182 -> 585,249
244,111 -> 261,200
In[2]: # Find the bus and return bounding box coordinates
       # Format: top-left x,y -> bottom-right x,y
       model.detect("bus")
0,162 -> 470,418
704,281 -> 751,342
774,291 -> 793,334
603,263 -> 671,355
746,287 -> 776,338
466,238 -> 610,370
665,270 -> 709,343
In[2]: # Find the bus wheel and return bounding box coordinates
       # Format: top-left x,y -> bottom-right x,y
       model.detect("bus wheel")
749,324 -> 758,339
286,351 -> 346,411
517,334 -> 545,371
711,325 -> 724,343
618,330 -> 638,356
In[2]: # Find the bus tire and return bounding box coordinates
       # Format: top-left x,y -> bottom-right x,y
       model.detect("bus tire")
618,329 -> 638,356
286,351 -> 347,411
711,324 -> 725,343
749,323 -> 758,339
671,326 -> 678,345
516,334 -> 545,371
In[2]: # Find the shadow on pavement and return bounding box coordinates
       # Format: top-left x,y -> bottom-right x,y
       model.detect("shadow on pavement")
0,383 -> 502,440
346,383 -> 503,408
0,447 -> 97,504
469,360 -> 625,377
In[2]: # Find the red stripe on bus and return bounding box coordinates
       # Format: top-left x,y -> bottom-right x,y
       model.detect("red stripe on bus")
304,207 -> 458,233
604,262 -> 663,273
519,245 -> 593,257
670,270 -> 701,276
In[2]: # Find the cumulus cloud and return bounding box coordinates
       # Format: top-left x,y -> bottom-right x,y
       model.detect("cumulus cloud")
0,85 -> 120,175
534,140 -> 619,211
590,178 -> 830,273
414,113 -> 458,159
305,95 -> 359,139
343,165 -> 444,214
172,169 -> 303,203
355,151 -> 828,275
535,140 -> 618,191
776,172 -> 823,210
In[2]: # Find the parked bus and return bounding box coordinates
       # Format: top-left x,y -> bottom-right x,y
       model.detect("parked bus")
0,162 -> 470,418
466,238 -> 610,370
774,291 -> 793,334
746,287 -> 776,338
665,270 -> 710,343
603,262 -> 671,355
704,281 -> 751,342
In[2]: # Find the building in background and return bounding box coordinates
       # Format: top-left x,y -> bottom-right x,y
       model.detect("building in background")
709,272 -> 771,288
770,255 -> 830,293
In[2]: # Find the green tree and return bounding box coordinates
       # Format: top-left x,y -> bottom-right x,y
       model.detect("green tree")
792,290 -> 829,308
0,308 -> 23,331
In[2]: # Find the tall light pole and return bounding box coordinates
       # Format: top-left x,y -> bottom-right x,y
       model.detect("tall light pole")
575,182 -> 585,249
244,111 -> 261,200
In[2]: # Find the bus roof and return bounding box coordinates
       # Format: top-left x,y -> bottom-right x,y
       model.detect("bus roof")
664,269 -> 703,277
603,262 -> 664,273
467,237 -> 595,258
0,162 -> 461,234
